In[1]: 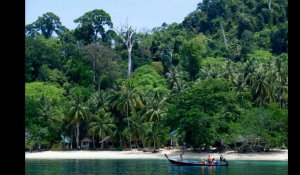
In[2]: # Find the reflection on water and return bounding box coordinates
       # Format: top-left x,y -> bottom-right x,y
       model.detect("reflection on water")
167,164 -> 226,175
26,159 -> 287,175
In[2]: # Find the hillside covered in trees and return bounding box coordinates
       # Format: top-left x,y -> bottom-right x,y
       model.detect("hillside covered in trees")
25,0 -> 288,153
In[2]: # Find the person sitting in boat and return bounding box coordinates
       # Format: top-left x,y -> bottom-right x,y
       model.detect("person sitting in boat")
220,155 -> 224,162
208,155 -> 212,164
201,158 -> 205,164
179,153 -> 183,161
212,158 -> 216,164
220,155 -> 227,162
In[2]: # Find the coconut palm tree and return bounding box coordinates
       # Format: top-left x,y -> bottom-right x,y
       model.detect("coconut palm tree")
68,101 -> 90,149
111,81 -> 143,149
231,72 -> 250,94
166,67 -> 187,93
88,90 -> 112,113
88,110 -> 116,149
144,123 -> 167,149
271,54 -> 288,108
123,111 -> 152,148
252,64 -> 275,106
242,58 -> 257,86
143,91 -> 168,122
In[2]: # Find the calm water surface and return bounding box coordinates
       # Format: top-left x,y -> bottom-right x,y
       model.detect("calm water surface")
26,159 -> 288,175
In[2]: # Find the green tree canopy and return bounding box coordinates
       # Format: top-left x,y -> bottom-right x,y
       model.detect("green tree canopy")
131,65 -> 168,94
74,9 -> 114,45
25,12 -> 68,38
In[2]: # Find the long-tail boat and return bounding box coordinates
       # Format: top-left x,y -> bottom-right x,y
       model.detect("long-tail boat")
164,154 -> 229,166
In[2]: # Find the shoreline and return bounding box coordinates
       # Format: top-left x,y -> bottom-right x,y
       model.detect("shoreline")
25,149 -> 288,161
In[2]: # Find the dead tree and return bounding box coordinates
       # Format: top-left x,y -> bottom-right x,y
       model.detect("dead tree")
115,25 -> 135,78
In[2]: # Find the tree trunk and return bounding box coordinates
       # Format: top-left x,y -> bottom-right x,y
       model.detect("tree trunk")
278,77 -> 283,109
101,139 -> 104,149
135,141 -> 139,149
128,49 -> 132,77
119,133 -> 122,150
70,131 -> 73,149
127,107 -> 132,150
93,53 -> 96,86
76,123 -> 80,149
234,141 -> 237,153
98,76 -> 101,91
92,135 -> 95,149
220,21 -> 227,49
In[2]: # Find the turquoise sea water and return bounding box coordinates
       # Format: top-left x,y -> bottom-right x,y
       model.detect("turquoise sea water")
25,159 -> 288,175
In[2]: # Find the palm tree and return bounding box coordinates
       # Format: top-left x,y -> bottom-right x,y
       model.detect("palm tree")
68,101 -> 90,149
252,64 -> 275,106
88,90 -> 112,113
166,67 -> 186,93
123,111 -> 151,148
271,55 -> 288,108
222,59 -> 236,82
242,58 -> 257,86
231,72 -> 250,95
37,101 -> 54,127
144,123 -> 166,149
166,67 -> 180,90
143,91 -> 168,122
111,81 -> 143,149
88,110 -> 116,149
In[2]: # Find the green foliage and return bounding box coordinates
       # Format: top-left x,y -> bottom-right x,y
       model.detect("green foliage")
89,111 -> 116,147
51,142 -> 67,151
180,35 -> 207,80
165,78 -> 251,148
74,9 -> 114,45
231,103 -> 287,150
144,123 -> 170,148
25,36 -> 63,81
178,109 -> 215,148
25,12 -> 67,38
25,2 -> 288,151
25,82 -> 66,112
26,82 -> 67,149
199,57 -> 226,79
69,85 -> 92,102
131,65 -> 168,94
151,61 -> 164,76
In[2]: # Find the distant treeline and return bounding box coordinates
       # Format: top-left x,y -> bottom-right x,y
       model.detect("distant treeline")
25,0 -> 287,152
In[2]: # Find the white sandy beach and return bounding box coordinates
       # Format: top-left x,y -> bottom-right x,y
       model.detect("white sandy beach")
25,149 -> 288,161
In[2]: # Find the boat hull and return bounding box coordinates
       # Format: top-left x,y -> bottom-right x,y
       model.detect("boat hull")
164,154 -> 229,166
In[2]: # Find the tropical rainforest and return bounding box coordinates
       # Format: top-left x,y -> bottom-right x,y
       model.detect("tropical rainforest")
25,0 -> 288,153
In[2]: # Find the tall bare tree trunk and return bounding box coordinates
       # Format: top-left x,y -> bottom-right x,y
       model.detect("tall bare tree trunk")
220,21 -> 227,49
128,49 -> 132,77
114,25 -> 135,78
